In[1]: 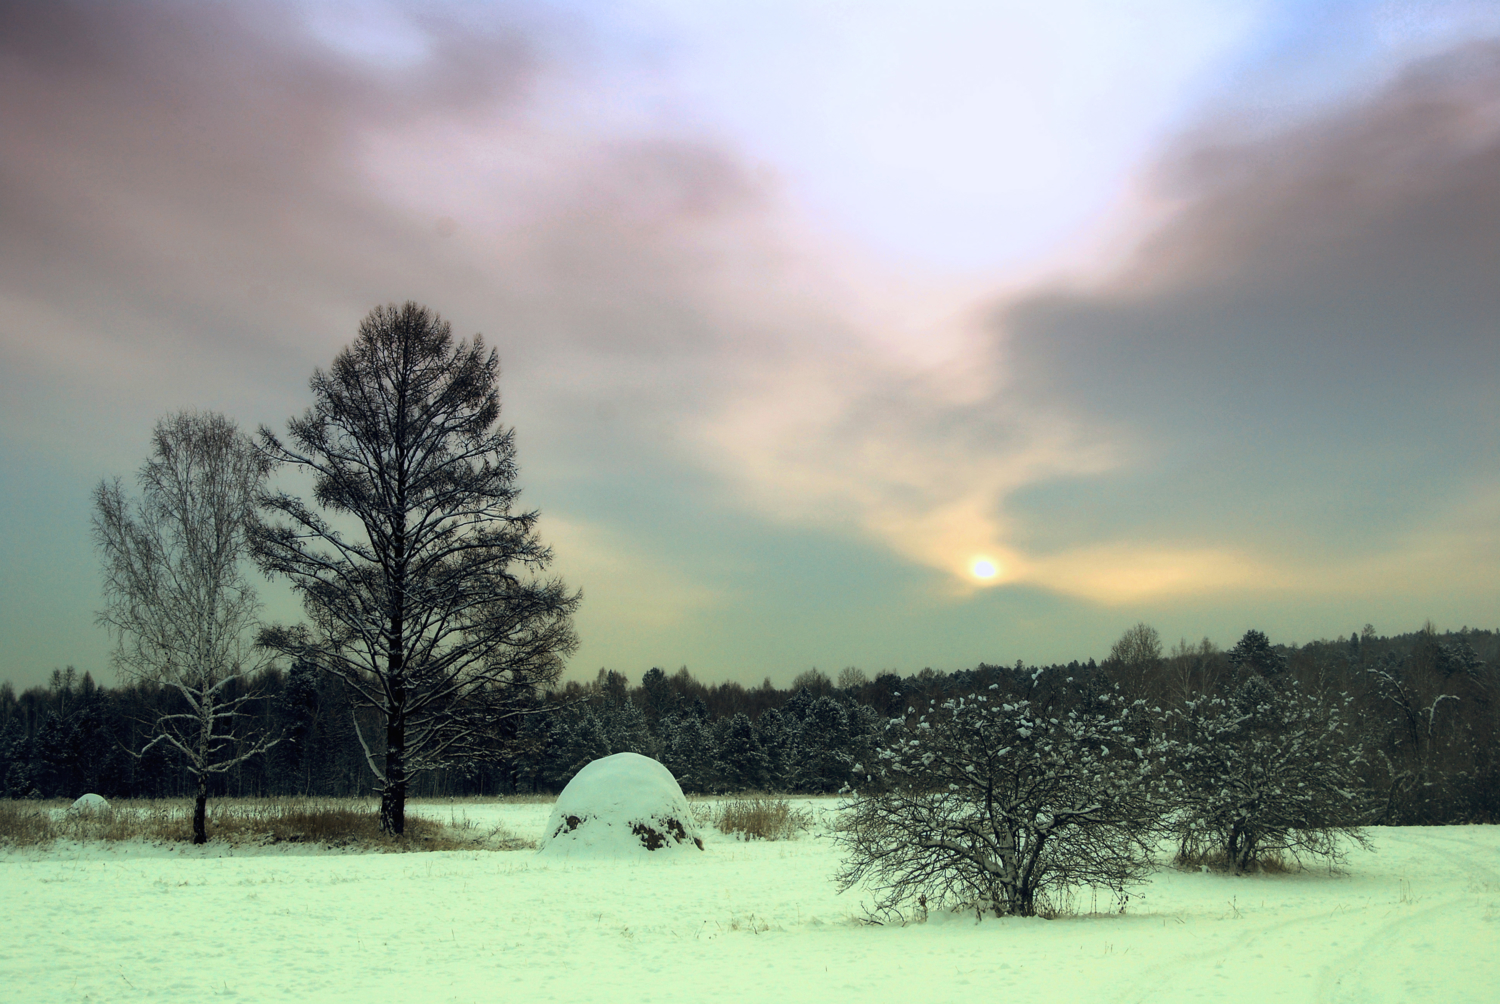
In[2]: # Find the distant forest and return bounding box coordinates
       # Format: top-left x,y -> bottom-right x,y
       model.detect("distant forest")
3,624 -> 1496,824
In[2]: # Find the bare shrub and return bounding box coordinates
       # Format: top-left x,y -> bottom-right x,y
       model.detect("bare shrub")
712,797 -> 812,841
1170,675 -> 1371,874
1173,834 -> 1294,874
837,689 -> 1172,919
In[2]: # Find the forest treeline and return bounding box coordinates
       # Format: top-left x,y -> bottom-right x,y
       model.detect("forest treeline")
3,623 -> 1496,824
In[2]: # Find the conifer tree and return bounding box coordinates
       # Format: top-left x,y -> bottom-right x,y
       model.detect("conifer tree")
255,303 -> 579,833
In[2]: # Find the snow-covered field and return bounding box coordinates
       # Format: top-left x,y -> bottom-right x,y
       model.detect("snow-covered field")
3,799 -> 1496,1004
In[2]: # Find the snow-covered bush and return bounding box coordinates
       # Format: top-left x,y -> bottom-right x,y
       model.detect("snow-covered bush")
1169,678 -> 1370,873
836,688 -> 1171,918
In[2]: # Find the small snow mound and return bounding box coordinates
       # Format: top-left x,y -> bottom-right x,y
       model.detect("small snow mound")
539,753 -> 703,858
68,793 -> 111,816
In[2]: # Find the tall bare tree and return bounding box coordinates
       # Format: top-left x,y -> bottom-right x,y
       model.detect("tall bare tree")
94,412 -> 279,843
253,302 -> 579,834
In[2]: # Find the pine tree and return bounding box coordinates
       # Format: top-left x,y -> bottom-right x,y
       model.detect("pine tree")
789,697 -> 852,793
659,712 -> 717,793
1227,629 -> 1289,683
599,697 -> 656,758
544,707 -> 611,789
714,712 -> 769,791
755,708 -> 792,790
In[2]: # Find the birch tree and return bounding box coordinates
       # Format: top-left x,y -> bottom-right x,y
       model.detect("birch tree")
94,412 -> 279,843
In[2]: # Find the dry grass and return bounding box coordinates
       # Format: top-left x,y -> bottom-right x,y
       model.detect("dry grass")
1173,838 -> 1293,874
0,797 -> 533,852
424,805 -> 539,851
708,796 -> 813,841
0,801 -> 60,845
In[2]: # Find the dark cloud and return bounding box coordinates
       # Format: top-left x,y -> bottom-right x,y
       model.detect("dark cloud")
0,1 -> 538,323
0,0 -> 787,442
0,0 -> 836,689
999,42 -> 1500,559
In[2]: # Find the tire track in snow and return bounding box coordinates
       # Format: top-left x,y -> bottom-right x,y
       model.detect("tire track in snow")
1314,829 -> 1500,1004
1109,896 -> 1365,1004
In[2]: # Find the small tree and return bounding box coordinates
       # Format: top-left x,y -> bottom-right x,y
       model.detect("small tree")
93,412 -> 279,843
1226,629 -> 1288,683
837,684 -> 1170,918
1170,675 -> 1370,873
253,302 -> 580,834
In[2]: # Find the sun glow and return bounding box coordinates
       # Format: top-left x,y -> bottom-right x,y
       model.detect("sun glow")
970,557 -> 999,580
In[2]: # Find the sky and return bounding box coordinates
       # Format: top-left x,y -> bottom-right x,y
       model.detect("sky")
3,0 -> 1500,693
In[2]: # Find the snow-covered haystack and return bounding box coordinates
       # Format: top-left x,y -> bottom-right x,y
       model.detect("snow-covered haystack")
67,793 -> 111,817
539,753 -> 703,858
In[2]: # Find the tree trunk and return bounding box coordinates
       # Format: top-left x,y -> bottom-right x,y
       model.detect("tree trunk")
382,502 -> 408,836
380,776 -> 406,835
1229,821 -> 1254,873
193,775 -> 208,845
381,710 -> 406,835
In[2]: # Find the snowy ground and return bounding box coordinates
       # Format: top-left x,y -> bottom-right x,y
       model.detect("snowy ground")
3,798 -> 1496,1004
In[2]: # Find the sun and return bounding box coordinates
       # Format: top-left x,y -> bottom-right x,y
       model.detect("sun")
971,558 -> 999,580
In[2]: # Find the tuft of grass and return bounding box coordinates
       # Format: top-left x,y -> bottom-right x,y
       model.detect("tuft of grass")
0,797 -> 532,852
432,806 -> 539,851
710,796 -> 812,841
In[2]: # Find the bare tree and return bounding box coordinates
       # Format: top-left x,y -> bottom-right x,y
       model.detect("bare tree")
837,666 -> 869,691
1106,622 -> 1164,702
837,681 -> 1171,919
1108,622 -> 1163,668
94,412 -> 279,843
1170,672 -> 1370,873
253,302 -> 579,834
789,668 -> 833,697
1362,638 -> 1471,823
1163,636 -> 1225,705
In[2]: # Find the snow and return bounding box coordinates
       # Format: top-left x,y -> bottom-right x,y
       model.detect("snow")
67,793 -> 110,816
539,752 -> 703,857
2,801 -> 1497,1004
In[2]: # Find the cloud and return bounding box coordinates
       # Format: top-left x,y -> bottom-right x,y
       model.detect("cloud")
0,0 -> 542,397
659,38 -> 1500,609
991,41 -> 1500,599
0,0 -> 944,680
542,512 -> 724,632
5,3 -> 1499,695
